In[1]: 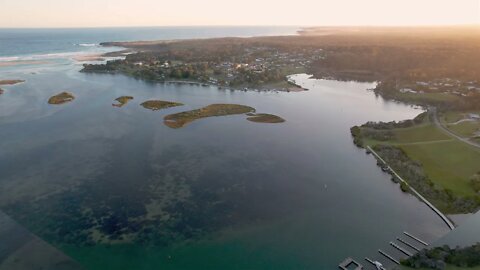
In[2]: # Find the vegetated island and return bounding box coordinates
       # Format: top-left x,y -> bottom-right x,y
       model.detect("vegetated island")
0,79 -> 25,86
140,100 -> 183,111
400,243 -> 480,270
164,104 -> 255,128
246,113 -> 286,123
113,96 -> 134,107
163,104 -> 285,128
48,92 -> 75,105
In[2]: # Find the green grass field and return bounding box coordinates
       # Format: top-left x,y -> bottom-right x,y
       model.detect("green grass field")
396,92 -> 461,104
440,111 -> 466,124
447,122 -> 480,138
400,140 -> 480,197
363,116 -> 480,200
392,124 -> 451,143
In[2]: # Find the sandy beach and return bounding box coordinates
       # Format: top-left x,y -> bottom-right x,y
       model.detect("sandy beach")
0,60 -> 48,67
73,54 -> 105,62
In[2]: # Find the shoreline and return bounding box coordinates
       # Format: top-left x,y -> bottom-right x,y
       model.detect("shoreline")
367,146 -> 456,230
73,54 -> 105,62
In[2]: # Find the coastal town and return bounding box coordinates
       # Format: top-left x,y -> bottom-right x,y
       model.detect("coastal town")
81,40 -> 323,91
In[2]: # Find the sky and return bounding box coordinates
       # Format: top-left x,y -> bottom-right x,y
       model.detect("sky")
1,0 -> 479,28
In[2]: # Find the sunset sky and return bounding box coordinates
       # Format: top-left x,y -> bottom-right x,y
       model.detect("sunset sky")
1,0 -> 479,28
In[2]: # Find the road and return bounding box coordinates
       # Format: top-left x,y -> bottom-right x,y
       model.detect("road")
430,108 -> 480,150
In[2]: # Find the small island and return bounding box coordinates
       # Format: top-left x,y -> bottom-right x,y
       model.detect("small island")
0,79 -> 25,86
140,100 -> 183,111
164,104 -> 255,129
246,113 -> 285,123
0,88 -> 4,95
48,92 -> 75,105
113,96 -> 134,107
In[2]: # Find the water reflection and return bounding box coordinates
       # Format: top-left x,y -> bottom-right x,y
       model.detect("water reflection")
0,70 -> 451,269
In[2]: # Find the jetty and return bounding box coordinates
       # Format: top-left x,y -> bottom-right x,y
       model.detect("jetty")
341,231 -> 428,269
365,258 -> 386,270
339,257 -> 363,270
397,237 -> 421,251
390,241 -> 413,256
404,232 -> 429,246
378,249 -> 400,265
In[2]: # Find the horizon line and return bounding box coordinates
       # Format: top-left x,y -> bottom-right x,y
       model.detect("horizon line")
1,24 -> 479,30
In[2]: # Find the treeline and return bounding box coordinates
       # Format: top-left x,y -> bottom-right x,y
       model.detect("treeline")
350,112 -> 427,146
402,243 -> 480,269
371,144 -> 480,214
105,29 -> 480,84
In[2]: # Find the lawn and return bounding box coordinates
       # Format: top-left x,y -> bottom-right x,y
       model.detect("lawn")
440,111 -> 465,124
446,121 -> 480,138
396,92 -> 461,104
392,124 -> 451,143
400,140 -> 480,197
359,112 -> 480,210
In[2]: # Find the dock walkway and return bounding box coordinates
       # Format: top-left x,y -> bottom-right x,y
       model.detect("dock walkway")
339,257 -> 363,270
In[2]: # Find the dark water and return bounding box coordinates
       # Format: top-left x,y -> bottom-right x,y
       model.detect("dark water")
0,53 -> 451,270
434,211 -> 480,248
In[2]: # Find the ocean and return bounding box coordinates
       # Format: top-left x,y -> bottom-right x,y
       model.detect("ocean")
0,26 -> 299,60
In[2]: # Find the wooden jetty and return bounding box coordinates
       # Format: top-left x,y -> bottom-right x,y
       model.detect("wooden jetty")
378,250 -> 400,265
404,232 -> 429,246
397,237 -> 421,252
390,241 -> 413,256
365,258 -> 386,270
339,257 -> 363,270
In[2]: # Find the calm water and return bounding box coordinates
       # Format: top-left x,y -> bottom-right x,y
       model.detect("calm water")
0,28 -> 450,269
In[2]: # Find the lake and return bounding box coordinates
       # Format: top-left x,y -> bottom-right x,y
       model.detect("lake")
0,28 -> 450,270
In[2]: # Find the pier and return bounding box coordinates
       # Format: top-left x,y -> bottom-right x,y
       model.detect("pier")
338,257 -> 363,270
340,231 -> 429,269
397,237 -> 421,251
404,232 -> 429,246
390,241 -> 413,256
378,249 -> 400,265
365,258 -> 386,270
